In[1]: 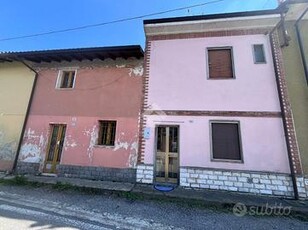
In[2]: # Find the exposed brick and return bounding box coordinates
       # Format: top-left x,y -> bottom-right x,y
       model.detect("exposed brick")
249,189 -> 260,194
266,185 -> 278,190
222,172 -> 232,176
228,187 -> 238,192
260,189 -> 273,195
197,179 -> 207,184
199,174 -> 208,179
214,181 -> 224,186
224,181 -> 234,186
218,176 -> 228,181
238,177 -> 247,182
181,173 -> 189,178
260,179 -> 271,184
191,183 -> 200,188
271,180 -> 283,185
208,175 -> 218,180
254,184 -> 265,189
187,178 -> 196,183
190,173 -> 199,178
228,176 -> 238,181
209,185 -> 219,190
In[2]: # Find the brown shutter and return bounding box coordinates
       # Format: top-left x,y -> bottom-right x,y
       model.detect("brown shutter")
212,123 -> 241,160
208,49 -> 233,79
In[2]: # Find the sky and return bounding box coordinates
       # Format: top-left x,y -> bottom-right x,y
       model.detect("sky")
0,0 -> 278,52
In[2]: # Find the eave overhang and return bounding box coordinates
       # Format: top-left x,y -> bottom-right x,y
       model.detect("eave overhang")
0,45 -> 144,63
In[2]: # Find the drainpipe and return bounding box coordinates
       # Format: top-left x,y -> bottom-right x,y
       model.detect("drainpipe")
12,59 -> 38,173
269,18 -> 299,199
295,7 -> 308,84
279,12 -> 291,47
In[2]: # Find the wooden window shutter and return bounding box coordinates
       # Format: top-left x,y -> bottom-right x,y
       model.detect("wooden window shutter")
208,49 -> 234,79
212,123 -> 241,161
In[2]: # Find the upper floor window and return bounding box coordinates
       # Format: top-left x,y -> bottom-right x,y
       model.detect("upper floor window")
98,120 -> 117,146
253,44 -> 266,64
207,47 -> 234,79
57,70 -> 76,89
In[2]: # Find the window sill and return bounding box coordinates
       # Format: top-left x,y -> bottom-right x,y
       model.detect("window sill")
55,88 -> 75,90
93,145 -> 115,149
207,77 -> 236,80
211,159 -> 243,164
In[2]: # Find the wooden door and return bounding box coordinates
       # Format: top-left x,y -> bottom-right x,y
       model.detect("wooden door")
155,126 -> 179,184
44,124 -> 66,173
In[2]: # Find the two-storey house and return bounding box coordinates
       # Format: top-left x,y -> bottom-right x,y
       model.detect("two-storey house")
3,46 -> 144,182
136,9 -> 302,198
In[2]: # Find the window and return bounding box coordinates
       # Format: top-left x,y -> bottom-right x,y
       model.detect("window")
57,70 -> 76,88
98,121 -> 117,146
211,122 -> 242,161
253,44 -> 266,63
207,48 -> 234,79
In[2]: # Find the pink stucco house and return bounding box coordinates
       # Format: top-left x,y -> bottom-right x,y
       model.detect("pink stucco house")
14,46 -> 144,182
136,9 -> 303,198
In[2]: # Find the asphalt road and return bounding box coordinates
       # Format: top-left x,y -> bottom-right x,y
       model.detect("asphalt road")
0,184 -> 307,230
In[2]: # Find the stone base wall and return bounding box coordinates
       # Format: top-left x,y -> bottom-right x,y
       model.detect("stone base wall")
136,164 -> 154,184
16,161 -> 40,175
296,176 -> 308,199
180,167 -> 294,197
58,165 -> 136,183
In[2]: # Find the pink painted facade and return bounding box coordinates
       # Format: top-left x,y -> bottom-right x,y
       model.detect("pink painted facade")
142,34 -> 290,174
148,35 -> 280,112
19,56 -> 143,175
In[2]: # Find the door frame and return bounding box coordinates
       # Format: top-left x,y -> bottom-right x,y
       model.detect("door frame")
153,124 -> 180,185
43,123 -> 66,173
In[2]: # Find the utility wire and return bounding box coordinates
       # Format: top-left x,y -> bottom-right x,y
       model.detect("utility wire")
0,0 -> 223,42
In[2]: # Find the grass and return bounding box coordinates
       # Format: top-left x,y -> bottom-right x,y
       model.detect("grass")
0,175 -> 47,188
52,181 -> 76,191
0,175 -> 29,186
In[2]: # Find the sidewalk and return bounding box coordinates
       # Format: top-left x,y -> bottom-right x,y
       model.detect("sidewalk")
2,173 -> 308,216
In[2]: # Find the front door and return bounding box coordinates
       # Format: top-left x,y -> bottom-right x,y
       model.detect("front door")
155,126 -> 179,184
44,124 -> 66,173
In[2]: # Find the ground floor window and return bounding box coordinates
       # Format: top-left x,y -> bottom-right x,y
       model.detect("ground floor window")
210,121 -> 242,162
98,120 -> 117,146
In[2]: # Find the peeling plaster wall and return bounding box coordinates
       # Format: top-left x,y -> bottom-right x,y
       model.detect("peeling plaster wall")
0,62 -> 35,171
19,59 -> 142,171
20,116 -> 139,169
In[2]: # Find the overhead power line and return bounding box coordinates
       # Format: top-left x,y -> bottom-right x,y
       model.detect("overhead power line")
0,0 -> 223,42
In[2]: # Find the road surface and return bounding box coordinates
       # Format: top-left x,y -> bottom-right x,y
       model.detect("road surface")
0,184 -> 307,229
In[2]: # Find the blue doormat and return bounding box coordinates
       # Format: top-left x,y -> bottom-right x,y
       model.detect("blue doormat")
154,184 -> 175,192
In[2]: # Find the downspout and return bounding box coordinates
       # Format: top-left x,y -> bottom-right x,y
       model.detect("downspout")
12,60 -> 38,172
269,18 -> 299,199
295,7 -> 308,84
